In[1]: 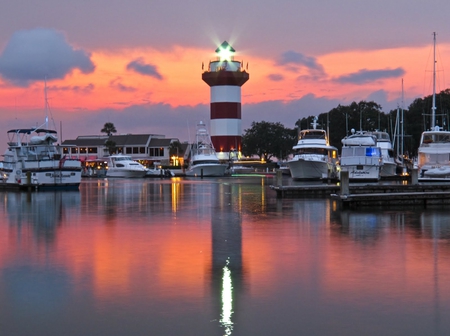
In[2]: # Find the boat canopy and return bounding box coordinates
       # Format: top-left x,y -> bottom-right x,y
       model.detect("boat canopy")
7,128 -> 57,134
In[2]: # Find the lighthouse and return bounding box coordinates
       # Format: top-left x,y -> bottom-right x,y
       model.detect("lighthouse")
202,41 -> 249,161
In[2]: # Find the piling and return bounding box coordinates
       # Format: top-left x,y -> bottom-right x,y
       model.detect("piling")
276,170 -> 283,187
340,170 -> 349,195
411,168 -> 418,185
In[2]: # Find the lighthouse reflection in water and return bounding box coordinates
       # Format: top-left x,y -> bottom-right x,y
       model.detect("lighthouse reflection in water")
211,182 -> 243,335
1,178 -> 450,336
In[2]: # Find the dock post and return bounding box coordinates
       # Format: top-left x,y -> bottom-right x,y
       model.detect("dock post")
411,168 -> 418,184
340,170 -> 349,195
276,170 -> 283,187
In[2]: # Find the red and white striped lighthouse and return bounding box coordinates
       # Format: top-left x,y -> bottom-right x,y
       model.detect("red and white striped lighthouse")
202,41 -> 249,160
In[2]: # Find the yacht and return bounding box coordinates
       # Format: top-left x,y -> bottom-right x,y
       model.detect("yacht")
340,130 -> 382,181
417,127 -> 450,180
370,131 -> 398,177
185,121 -> 227,177
287,117 -> 339,180
0,128 -> 82,189
417,33 -> 450,181
106,154 -> 147,178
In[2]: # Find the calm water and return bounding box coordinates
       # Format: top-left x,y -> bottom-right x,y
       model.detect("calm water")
0,177 -> 449,336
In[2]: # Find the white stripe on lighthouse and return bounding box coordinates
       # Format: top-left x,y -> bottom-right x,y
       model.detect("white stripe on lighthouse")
211,86 -> 241,103
210,119 -> 241,136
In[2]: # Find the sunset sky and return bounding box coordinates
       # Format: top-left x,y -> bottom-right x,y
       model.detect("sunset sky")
0,0 -> 450,148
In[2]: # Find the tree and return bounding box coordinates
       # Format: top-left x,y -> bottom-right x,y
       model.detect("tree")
169,140 -> 183,157
104,140 -> 116,155
101,122 -> 117,136
242,121 -> 296,161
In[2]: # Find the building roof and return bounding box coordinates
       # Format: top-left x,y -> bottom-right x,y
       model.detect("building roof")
61,134 -> 176,148
110,134 -> 164,146
62,136 -> 108,146
149,138 -> 172,147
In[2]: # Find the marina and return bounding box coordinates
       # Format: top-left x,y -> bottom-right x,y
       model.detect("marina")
1,177 -> 450,336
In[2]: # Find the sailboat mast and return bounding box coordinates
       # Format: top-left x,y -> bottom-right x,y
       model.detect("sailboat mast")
44,78 -> 49,129
401,78 -> 404,165
431,32 -> 436,129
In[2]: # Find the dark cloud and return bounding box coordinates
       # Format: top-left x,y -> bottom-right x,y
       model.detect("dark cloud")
278,50 -> 324,71
267,74 -> 284,81
335,68 -> 405,84
48,83 -> 95,94
0,28 -> 95,86
109,77 -> 137,92
126,58 -> 163,80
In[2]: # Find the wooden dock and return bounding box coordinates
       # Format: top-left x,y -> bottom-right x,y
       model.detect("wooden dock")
270,170 -> 450,208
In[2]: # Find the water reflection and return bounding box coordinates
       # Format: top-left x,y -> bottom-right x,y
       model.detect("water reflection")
0,178 -> 450,335
210,181 -> 245,335
1,191 -> 80,242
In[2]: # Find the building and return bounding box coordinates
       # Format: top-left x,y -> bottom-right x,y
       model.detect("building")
61,134 -> 189,169
202,41 -> 249,161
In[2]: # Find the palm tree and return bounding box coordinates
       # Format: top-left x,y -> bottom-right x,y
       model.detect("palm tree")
101,122 -> 117,136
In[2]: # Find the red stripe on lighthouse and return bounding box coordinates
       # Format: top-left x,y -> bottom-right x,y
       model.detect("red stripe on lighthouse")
210,102 -> 241,119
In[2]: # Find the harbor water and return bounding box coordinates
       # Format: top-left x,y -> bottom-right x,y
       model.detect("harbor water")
0,176 -> 449,335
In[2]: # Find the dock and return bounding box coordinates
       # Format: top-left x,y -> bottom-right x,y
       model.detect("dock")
270,170 -> 450,208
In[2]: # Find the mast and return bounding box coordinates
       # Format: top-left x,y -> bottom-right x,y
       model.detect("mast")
431,32 -> 436,129
44,77 -> 49,129
401,78 -> 404,165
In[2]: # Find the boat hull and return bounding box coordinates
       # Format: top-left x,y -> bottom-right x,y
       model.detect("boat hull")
106,169 -> 147,178
288,158 -> 338,180
380,161 -> 398,177
340,165 -> 381,181
0,161 -> 82,190
185,164 -> 227,177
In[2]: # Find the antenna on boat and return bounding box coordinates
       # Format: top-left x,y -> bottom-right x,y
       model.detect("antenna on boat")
401,78 -> 404,166
45,77 -> 49,129
431,32 -> 436,129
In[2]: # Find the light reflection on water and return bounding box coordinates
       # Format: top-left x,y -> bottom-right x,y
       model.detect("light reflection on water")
0,177 -> 449,335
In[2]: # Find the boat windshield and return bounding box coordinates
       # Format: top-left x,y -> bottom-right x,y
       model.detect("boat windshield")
299,130 -> 326,140
114,156 -> 132,161
421,132 -> 450,144
193,160 -> 219,165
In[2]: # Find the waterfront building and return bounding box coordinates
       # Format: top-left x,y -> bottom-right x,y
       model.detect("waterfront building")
61,134 -> 189,168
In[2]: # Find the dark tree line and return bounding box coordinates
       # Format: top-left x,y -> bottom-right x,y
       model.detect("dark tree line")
242,89 -> 450,161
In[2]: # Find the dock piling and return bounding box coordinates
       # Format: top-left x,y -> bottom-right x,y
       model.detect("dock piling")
340,170 -> 349,195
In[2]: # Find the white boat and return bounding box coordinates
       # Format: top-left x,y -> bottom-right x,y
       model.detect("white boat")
340,130 -> 382,181
185,121 -> 227,177
106,154 -> 147,178
146,166 -> 174,178
228,165 -> 254,174
417,33 -> 450,181
287,117 -> 339,180
0,128 -> 82,189
370,131 -> 398,177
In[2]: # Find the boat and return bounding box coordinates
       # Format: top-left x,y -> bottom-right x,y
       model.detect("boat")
287,117 -> 339,180
0,128 -> 82,190
417,33 -> 450,181
106,154 -> 147,178
370,131 -> 398,177
340,129 -> 382,181
228,164 -> 254,174
185,121 -> 227,177
145,163 -> 174,178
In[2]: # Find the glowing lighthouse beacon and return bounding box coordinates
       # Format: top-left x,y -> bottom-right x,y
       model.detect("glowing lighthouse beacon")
202,41 -> 249,161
